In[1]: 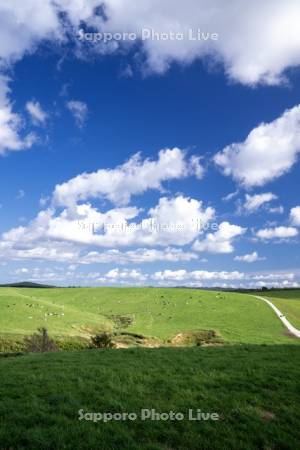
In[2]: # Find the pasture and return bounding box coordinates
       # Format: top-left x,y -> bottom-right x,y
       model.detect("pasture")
0,345 -> 299,449
0,287 -> 299,351
1,288 -> 300,449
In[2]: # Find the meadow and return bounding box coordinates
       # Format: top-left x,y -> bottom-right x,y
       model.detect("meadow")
0,287 -> 299,351
1,287 -> 300,449
0,346 -> 300,449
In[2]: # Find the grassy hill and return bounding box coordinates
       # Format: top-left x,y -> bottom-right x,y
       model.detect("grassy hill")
1,287 -> 300,449
0,281 -> 57,288
0,345 -> 299,450
0,287 -> 299,351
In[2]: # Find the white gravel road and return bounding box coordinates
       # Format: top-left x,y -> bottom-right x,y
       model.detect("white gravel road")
254,295 -> 300,339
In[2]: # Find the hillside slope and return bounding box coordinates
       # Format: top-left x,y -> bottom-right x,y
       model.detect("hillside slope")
0,288 -> 298,346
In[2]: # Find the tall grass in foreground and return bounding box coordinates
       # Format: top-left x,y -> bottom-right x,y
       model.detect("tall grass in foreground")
0,345 -> 299,449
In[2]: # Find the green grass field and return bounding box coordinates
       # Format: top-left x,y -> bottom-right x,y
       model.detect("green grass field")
0,346 -> 300,450
0,287 -> 299,350
1,287 -> 300,449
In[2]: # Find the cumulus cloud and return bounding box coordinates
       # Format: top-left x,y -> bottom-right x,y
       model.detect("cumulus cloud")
99,0 -> 300,85
193,221 -> 246,253
188,155 -> 205,179
1,195 -> 214,251
66,100 -> 88,127
143,196 -> 215,246
1,1 -> 300,160
244,192 -> 277,213
214,105 -> 300,187
0,1 -> 60,64
0,145 -> 214,262
53,148 -> 200,207
105,268 -> 147,282
1,1 -> 300,87
26,100 -> 47,125
290,206 -> 300,226
234,251 -> 265,263
256,226 -> 298,240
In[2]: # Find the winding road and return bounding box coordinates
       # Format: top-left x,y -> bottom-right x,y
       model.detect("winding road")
253,295 -> 300,339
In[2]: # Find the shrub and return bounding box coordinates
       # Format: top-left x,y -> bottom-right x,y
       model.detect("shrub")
24,327 -> 58,353
90,332 -> 114,349
195,330 -> 220,346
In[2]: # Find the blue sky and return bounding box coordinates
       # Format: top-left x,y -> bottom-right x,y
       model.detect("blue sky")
0,1 -> 300,287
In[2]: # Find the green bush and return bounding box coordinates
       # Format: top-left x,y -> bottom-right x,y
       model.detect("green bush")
90,332 -> 114,349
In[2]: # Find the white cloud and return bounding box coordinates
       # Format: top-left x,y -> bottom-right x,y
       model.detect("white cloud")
13,267 -> 29,275
1,2 -> 300,156
290,206 -> 300,226
244,192 -> 277,213
214,105 -> 300,187
0,76 -> 36,156
188,155 -> 205,179
152,269 -> 245,282
150,269 -> 299,287
142,195 -> 214,246
6,264 -> 298,287
193,221 -> 246,253
98,0 -> 300,86
26,100 -> 47,124
66,100 -> 88,127
252,272 -> 295,281
83,247 -> 198,264
53,148 -> 199,207
0,236 -> 198,265
256,226 -> 298,240
0,242 -> 79,264
268,205 -> 284,214
0,1 -> 300,87
234,251 -> 265,263
0,168 -> 219,274
0,1 -> 60,63
105,268 -> 147,282
0,145 -> 214,260
1,195 -> 214,250
222,190 -> 239,202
